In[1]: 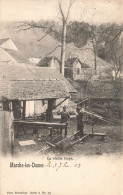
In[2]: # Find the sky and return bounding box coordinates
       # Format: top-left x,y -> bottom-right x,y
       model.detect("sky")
0,0 -> 123,24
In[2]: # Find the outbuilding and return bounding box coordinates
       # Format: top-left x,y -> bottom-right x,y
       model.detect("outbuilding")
0,62 -> 77,155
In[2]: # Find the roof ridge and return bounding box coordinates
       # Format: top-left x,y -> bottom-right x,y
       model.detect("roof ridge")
0,38 -> 9,41
0,38 -> 10,45
11,79 -> 61,81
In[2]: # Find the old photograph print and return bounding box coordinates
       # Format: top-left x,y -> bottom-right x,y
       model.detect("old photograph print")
0,0 -> 123,194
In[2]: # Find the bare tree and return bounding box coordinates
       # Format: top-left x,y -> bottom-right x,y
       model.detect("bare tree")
58,0 -> 74,75
85,24 -> 123,73
16,0 -> 74,76
105,27 -> 123,80
111,54 -> 123,80
89,26 -> 98,71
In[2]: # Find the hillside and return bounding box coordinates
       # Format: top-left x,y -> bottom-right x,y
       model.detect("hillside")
0,21 -> 115,69
0,22 -> 77,61
0,21 -> 122,82
0,22 -> 61,59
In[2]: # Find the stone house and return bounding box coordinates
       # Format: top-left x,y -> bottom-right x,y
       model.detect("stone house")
65,57 -> 90,80
37,56 -> 60,72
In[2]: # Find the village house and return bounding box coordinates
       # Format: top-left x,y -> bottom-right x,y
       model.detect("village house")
29,57 -> 41,65
0,38 -> 30,65
64,57 -> 90,80
37,56 -> 61,72
65,41 -> 116,81
0,38 -> 18,51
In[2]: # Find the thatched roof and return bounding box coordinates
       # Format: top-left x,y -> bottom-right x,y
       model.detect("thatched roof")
0,62 -> 77,101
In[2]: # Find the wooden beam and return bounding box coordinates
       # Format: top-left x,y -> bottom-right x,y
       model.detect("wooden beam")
13,120 -> 66,128
46,141 -> 55,148
68,131 -> 79,139
80,109 -> 121,124
46,99 -> 55,122
22,100 -> 26,120
53,97 -> 68,110
90,133 -> 106,136
67,134 -> 90,148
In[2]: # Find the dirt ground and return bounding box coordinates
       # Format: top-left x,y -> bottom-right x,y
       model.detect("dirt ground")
14,117 -> 122,157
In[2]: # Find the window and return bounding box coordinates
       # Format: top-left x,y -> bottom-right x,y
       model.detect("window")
77,68 -> 80,75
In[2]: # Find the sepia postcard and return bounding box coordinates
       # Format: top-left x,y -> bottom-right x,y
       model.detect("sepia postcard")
0,0 -> 123,194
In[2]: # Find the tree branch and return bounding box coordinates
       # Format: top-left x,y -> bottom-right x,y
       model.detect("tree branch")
15,21 -> 52,33
107,29 -> 123,44
37,32 -> 50,41
58,2 -> 65,21
66,0 -> 74,22
46,44 -> 61,57
58,0 -> 74,23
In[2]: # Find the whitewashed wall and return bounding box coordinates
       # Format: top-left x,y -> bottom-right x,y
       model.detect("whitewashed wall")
25,100 -> 48,117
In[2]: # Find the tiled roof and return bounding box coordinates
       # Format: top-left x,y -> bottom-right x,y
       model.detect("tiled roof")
65,58 -> 90,68
4,49 -> 29,63
37,56 -> 60,67
0,62 -> 76,101
0,38 -> 9,46
65,57 -> 78,67
67,42 -> 113,70
81,63 -> 90,68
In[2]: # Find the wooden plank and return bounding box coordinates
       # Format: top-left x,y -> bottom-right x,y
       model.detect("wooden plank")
19,140 -> 36,146
55,137 -> 72,151
81,109 -> 121,124
90,133 -> 106,136
14,120 -> 67,138
69,131 -> 79,139
46,141 -> 55,148
13,120 -> 66,127
67,134 -> 90,148
50,135 -> 63,144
